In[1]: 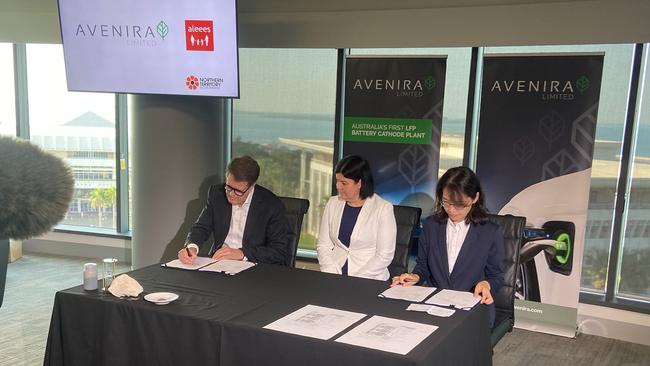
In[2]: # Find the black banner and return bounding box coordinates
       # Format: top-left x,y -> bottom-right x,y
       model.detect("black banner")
343,57 -> 446,211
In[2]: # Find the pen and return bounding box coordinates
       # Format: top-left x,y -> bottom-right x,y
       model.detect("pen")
185,246 -> 192,257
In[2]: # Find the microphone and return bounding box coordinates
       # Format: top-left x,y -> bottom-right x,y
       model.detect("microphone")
0,136 -> 74,240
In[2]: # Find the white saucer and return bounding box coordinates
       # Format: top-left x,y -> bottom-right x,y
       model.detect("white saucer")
144,292 -> 179,305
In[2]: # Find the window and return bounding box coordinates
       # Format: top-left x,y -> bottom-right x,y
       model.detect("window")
26,44 -> 117,230
618,48 -> 650,301
232,49 -> 338,251
0,43 -> 15,136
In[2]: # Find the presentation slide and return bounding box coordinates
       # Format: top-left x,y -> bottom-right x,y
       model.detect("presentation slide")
58,0 -> 239,97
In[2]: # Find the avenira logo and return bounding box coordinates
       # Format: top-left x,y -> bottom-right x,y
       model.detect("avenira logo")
490,80 -> 575,93
352,77 -> 432,97
353,79 -> 423,91
74,24 -> 157,39
490,78 -> 588,101
185,20 -> 214,51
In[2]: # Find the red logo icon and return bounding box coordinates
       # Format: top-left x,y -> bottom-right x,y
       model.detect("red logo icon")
185,20 -> 214,51
186,75 -> 199,90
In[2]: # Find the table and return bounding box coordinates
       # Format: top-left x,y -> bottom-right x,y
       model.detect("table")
44,264 -> 492,366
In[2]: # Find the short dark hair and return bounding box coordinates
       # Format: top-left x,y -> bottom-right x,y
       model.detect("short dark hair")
226,156 -> 260,186
432,166 -> 488,224
335,155 -> 374,199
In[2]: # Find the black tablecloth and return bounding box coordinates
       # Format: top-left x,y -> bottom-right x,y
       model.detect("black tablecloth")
44,264 -> 492,366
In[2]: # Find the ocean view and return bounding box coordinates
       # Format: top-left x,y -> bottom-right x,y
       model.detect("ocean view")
233,112 -> 650,158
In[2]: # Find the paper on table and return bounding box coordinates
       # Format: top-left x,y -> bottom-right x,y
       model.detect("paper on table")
378,285 -> 436,303
163,257 -> 216,270
199,259 -> 256,275
424,289 -> 480,310
406,304 -> 433,312
335,315 -> 438,355
406,304 -> 455,317
264,304 -> 367,340
426,306 -> 455,317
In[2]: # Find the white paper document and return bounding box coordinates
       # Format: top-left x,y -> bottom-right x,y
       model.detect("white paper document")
335,315 -> 438,355
199,259 -> 256,275
426,306 -> 455,317
405,304 -> 455,317
406,303 -> 434,312
163,257 -> 216,270
263,305 -> 367,340
424,289 -> 480,310
378,285 -> 436,303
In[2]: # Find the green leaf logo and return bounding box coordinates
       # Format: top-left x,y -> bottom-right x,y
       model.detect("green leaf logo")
424,76 -> 436,92
157,21 -> 169,40
576,75 -> 590,94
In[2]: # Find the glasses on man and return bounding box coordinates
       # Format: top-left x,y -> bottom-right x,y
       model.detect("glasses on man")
440,199 -> 473,210
225,183 -> 250,197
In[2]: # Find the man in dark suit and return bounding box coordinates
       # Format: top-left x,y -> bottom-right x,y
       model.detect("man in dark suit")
178,156 -> 291,265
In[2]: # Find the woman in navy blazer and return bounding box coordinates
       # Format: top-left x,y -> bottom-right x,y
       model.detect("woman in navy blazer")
392,167 -> 504,327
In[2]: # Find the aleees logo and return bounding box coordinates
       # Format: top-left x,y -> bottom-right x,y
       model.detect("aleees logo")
186,75 -> 199,90
185,20 -> 214,51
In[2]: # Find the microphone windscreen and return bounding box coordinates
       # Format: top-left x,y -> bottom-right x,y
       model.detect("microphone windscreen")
0,136 -> 74,240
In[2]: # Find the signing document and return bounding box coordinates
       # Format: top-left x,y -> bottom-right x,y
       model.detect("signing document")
335,315 -> 438,355
264,304 -> 366,340
199,259 -> 255,275
425,289 -> 480,310
163,257 -> 216,270
379,285 -> 436,303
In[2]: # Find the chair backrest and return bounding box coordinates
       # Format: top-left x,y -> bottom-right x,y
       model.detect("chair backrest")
278,197 -> 310,268
388,205 -> 422,279
487,214 -> 525,328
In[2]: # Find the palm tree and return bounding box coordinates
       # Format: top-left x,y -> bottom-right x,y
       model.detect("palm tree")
89,187 -> 116,227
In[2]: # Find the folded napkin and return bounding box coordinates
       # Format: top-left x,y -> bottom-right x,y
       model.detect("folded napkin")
108,274 -> 144,298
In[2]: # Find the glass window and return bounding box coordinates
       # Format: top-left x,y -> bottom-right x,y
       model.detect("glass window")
618,48 -> 650,301
232,49 -> 338,251
0,43 -> 16,136
484,44 -> 636,294
26,44 -> 117,230
349,48 -> 472,174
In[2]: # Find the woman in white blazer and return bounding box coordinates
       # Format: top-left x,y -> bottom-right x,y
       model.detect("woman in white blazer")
317,155 -> 397,281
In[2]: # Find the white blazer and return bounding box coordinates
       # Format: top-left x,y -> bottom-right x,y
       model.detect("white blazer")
317,194 -> 397,281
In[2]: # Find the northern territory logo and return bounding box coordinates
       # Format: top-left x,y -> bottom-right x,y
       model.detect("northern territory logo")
185,75 -> 199,90
185,20 -> 214,51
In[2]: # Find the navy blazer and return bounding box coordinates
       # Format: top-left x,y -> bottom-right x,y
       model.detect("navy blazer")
185,184 -> 290,265
413,217 -> 504,325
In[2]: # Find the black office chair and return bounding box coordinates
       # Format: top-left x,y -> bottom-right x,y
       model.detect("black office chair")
487,213 -> 526,348
0,239 -> 8,308
278,197 -> 310,268
388,205 -> 422,279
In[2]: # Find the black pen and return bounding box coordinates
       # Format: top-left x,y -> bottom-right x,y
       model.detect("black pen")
185,246 -> 192,257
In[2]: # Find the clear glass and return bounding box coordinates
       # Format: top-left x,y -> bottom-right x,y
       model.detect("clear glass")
102,258 -> 118,290
0,43 -> 16,136
350,48 -> 472,174
26,44 -> 117,230
618,47 -> 650,301
485,44 -> 635,294
232,48 -> 338,251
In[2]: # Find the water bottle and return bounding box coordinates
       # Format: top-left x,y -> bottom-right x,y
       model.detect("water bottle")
83,263 -> 98,291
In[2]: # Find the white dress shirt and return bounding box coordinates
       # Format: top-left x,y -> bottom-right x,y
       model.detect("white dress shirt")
223,186 -> 254,249
446,219 -> 470,274
187,186 -> 254,256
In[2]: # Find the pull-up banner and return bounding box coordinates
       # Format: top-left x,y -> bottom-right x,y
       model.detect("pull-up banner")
476,54 -> 604,338
343,57 -> 446,211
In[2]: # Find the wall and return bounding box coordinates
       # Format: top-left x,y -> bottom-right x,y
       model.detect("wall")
1,1 -> 649,46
